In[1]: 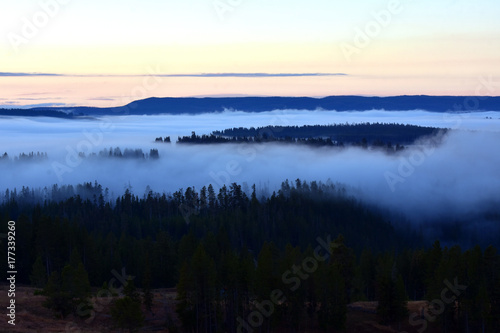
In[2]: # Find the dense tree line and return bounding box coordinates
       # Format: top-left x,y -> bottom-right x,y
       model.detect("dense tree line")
212,123 -> 444,145
0,151 -> 48,163
0,180 -> 499,331
0,180 -> 406,287
78,147 -> 160,160
0,148 -> 160,165
177,132 -> 238,144
174,123 -> 443,150
176,131 -> 406,151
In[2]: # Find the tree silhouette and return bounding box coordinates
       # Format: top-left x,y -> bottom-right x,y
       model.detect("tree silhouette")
42,250 -> 92,318
376,255 -> 408,328
110,279 -> 144,332
30,254 -> 47,288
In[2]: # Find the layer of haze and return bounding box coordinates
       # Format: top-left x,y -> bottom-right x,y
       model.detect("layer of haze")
1,110 -> 499,227
2,75 -> 498,108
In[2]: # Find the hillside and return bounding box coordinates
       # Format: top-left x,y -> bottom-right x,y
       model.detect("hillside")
2,95 -> 500,117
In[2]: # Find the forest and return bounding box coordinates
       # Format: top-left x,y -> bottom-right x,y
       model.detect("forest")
0,148 -> 160,164
175,123 -> 444,149
0,180 -> 499,332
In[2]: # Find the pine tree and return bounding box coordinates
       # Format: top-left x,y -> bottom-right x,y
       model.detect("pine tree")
330,234 -> 356,303
315,236 -> 353,332
237,247 -> 256,330
218,251 -> 240,332
176,244 -> 218,332
30,254 -> 47,288
280,243 -> 305,330
110,279 -> 144,332
359,249 -> 376,300
63,250 -> 92,306
255,242 -> 276,300
254,242 -> 280,331
483,245 -> 500,331
42,271 -> 73,318
316,261 -> 347,331
111,296 -> 145,332
424,240 -> 443,300
376,256 -> 408,328
431,245 -> 463,331
42,250 -> 92,318
176,261 -> 196,331
142,256 -> 154,315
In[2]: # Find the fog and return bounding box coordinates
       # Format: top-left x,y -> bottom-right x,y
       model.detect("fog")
1,109 -> 499,229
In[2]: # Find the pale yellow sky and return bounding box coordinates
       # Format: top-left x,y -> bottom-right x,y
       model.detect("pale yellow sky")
1,0 -> 499,107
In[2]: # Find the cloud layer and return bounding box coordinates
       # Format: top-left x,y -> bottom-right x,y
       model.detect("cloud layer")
0,110 -> 499,230
0,72 -> 345,78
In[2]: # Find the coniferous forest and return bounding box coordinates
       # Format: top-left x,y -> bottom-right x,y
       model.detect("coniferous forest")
1,179 -> 499,332
174,123 -> 443,149
3,0 -> 500,331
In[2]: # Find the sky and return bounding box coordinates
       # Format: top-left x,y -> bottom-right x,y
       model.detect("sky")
1,0 -> 500,107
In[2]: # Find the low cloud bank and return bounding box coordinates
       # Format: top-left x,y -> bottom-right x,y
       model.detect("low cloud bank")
0,111 -> 499,231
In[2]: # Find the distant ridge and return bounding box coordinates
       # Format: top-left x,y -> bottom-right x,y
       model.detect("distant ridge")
2,95 -> 500,117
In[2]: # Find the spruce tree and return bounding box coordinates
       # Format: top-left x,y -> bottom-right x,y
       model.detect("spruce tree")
176,244 -> 218,332
111,279 -> 144,332
42,271 -> 73,318
42,250 -> 92,318
30,254 -> 47,288
376,256 -> 408,328
318,263 -> 347,331
142,256 -> 154,315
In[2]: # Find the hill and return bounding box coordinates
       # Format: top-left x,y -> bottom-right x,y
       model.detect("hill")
2,95 -> 500,117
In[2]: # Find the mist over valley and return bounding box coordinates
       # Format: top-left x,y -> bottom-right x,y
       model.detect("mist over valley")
1,108 -> 499,247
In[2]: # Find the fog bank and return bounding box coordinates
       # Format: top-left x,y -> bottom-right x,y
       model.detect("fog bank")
0,110 -> 499,225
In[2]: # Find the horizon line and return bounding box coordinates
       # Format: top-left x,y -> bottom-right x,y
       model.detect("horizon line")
2,95 -> 500,110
